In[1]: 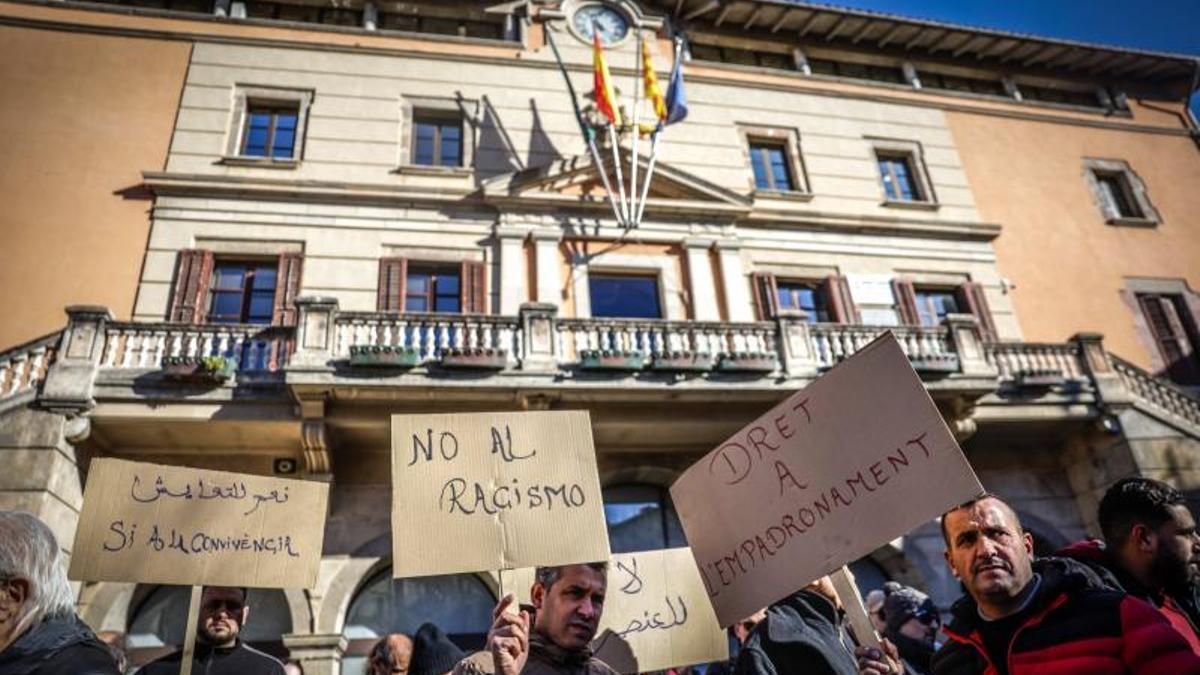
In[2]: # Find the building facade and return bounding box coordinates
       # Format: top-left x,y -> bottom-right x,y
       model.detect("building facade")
0,0 -> 1198,673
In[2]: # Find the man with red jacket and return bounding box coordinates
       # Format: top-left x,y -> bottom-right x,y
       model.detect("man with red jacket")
856,494 -> 1200,675
1057,477 -> 1200,653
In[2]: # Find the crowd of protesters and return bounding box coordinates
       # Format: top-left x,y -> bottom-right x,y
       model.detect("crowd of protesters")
1,476 -> 1198,675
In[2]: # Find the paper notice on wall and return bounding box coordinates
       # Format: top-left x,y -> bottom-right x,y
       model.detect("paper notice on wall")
670,332 -> 983,626
499,547 -> 727,674
391,410 -> 610,578
69,458 -> 329,589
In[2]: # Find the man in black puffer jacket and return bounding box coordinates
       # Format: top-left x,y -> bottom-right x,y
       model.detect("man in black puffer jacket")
735,575 -> 858,675
0,511 -> 120,675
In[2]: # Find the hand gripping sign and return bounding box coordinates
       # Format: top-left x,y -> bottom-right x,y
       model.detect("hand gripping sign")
670,333 -> 984,627
390,410 -> 611,578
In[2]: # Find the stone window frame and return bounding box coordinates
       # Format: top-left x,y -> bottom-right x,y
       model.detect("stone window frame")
1123,278 -> 1200,377
867,137 -> 939,210
222,85 -> 314,169
736,124 -> 813,201
570,252 -> 685,320
395,95 -> 479,177
1083,158 -> 1161,227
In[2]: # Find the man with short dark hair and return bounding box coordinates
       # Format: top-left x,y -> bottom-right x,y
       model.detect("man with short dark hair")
1058,476 -> 1200,652
140,586 -> 285,674
736,575 -> 859,675
467,562 -> 616,675
856,494 -> 1200,675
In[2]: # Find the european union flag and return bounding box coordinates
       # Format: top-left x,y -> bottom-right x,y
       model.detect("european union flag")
664,58 -> 688,126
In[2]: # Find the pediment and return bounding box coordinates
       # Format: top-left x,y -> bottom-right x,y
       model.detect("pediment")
480,148 -> 751,213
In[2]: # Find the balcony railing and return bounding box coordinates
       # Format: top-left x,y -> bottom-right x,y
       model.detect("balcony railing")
985,342 -> 1087,382
334,312 -> 522,367
99,322 -> 292,372
1112,354 -> 1200,429
0,332 -> 59,402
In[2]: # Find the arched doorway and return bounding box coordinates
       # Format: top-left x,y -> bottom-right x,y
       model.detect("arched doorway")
126,586 -> 292,669
340,570 -> 495,675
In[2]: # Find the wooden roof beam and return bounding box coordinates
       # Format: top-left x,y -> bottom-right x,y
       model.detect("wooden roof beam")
769,8 -> 795,33
987,40 -> 1026,62
742,5 -> 763,29
796,10 -> 823,37
875,22 -> 906,49
713,2 -> 736,26
905,27 -> 942,51
681,0 -> 719,21
1021,44 -> 1064,67
927,31 -> 965,55
823,15 -> 850,42
850,20 -> 875,44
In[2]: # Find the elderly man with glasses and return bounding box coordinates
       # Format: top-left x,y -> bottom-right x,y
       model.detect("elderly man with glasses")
0,511 -> 120,674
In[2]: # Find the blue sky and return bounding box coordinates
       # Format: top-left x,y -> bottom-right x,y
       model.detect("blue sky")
810,0 -> 1200,118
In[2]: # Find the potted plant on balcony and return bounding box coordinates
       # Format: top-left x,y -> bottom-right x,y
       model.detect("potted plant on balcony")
650,350 -> 714,372
579,349 -> 646,371
349,345 -> 422,368
440,346 -> 509,369
161,355 -> 237,382
715,351 -> 778,373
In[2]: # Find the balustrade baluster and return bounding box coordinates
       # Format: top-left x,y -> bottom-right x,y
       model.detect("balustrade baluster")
101,330 -> 119,367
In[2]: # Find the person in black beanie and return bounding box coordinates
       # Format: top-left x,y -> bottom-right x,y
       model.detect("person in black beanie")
880,585 -> 939,675
411,623 -> 466,675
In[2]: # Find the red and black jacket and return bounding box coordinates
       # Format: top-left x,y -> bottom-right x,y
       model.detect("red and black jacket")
931,557 -> 1200,675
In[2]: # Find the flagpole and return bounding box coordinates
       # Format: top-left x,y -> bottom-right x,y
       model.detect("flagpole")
629,31 -> 642,229
607,123 -> 629,226
544,26 -> 626,227
635,38 -> 682,226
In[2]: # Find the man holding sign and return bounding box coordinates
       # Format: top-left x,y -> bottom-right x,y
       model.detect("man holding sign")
139,586 -> 285,675
463,563 -> 618,675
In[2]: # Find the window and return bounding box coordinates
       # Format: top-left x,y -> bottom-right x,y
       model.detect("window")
1018,84 -> 1100,108
752,273 -> 857,323
412,113 -> 463,167
208,262 -> 277,324
689,44 -> 796,71
876,153 -> 921,202
241,103 -> 299,159
169,250 -> 303,326
225,87 -> 312,164
589,274 -> 662,319
1137,293 -> 1200,385
912,288 -> 960,327
892,279 -> 996,340
377,258 -> 486,314
776,281 -> 830,323
920,71 -> 1006,96
377,13 -> 506,40
1084,159 -> 1159,224
603,484 -> 687,553
748,141 -> 794,191
808,58 -> 905,84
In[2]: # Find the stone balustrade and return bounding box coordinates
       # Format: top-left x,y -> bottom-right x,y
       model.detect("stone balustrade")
984,342 -> 1087,382
0,332 -> 60,400
334,311 -> 522,367
810,323 -> 954,369
1112,355 -> 1200,430
99,322 -> 292,372
554,317 -> 776,363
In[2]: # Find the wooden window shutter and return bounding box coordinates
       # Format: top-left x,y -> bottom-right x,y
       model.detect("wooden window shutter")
461,260 -> 487,314
823,275 -> 859,324
1140,295 -> 1194,363
168,249 -> 214,323
378,258 -> 407,312
891,279 -> 919,326
272,253 -> 304,327
750,272 -> 779,320
959,282 -> 997,341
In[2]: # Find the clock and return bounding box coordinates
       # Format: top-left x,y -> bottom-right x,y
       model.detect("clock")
572,4 -> 630,46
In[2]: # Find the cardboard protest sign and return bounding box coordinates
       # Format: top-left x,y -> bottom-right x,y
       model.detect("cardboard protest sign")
70,458 -> 329,589
670,333 -> 983,626
391,410 -> 610,577
499,547 -> 728,674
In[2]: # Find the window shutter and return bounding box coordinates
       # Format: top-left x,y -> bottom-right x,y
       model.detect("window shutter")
891,279 -> 919,326
378,258 -> 407,312
750,272 -> 779,320
272,253 -> 304,327
461,260 -> 487,314
168,249 -> 214,323
823,275 -> 859,324
959,282 -> 997,341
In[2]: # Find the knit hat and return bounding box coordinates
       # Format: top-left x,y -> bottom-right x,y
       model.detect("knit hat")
882,585 -> 935,636
410,623 -> 466,675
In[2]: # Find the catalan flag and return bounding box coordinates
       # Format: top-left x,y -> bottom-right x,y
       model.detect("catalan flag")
642,41 -> 667,123
592,32 -> 622,127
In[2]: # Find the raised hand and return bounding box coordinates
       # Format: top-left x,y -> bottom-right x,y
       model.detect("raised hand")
488,593 -> 532,675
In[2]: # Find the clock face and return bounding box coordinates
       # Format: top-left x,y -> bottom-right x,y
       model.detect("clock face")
573,4 -> 630,46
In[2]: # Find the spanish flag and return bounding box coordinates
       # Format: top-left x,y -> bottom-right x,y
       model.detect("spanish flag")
592,32 -> 622,127
642,41 -> 667,123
